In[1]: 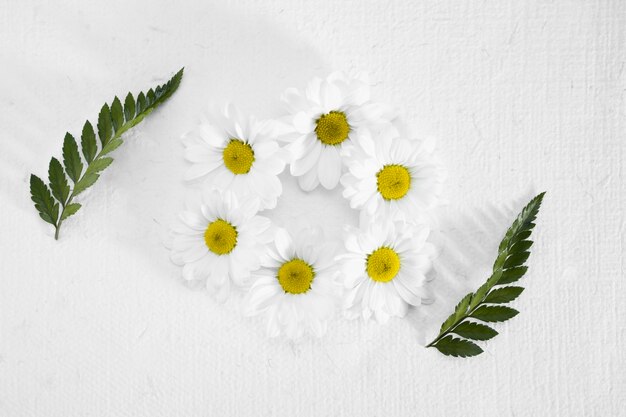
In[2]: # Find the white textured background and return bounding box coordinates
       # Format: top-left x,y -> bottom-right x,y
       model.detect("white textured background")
0,1 -> 624,415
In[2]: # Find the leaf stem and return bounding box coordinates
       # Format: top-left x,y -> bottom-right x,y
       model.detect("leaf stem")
56,133 -> 121,238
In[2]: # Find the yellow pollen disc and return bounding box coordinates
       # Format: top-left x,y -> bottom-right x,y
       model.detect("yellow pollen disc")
222,139 -> 255,174
277,258 -> 315,294
204,219 -> 238,255
315,111 -> 350,146
366,247 -> 401,283
376,164 -> 411,200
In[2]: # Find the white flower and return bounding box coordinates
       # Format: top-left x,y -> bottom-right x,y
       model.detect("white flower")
341,127 -> 445,224
244,228 -> 339,339
170,190 -> 273,301
338,220 -> 433,323
182,104 -> 287,210
279,72 -> 394,191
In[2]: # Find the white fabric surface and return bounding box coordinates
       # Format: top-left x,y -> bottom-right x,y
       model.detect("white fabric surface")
0,1 -> 624,415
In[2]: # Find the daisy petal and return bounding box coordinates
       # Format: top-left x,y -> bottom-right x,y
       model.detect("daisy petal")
318,146 -> 342,189
274,228 -> 294,260
293,112 -> 314,134
184,163 -> 218,181
291,140 -> 321,176
298,165 -> 319,191
281,88 -> 310,111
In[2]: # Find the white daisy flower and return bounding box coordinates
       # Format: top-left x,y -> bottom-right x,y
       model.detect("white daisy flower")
338,220 -> 433,324
244,228 -> 339,339
170,190 -> 273,302
341,127 -> 445,224
182,104 -> 287,210
279,72 -> 394,191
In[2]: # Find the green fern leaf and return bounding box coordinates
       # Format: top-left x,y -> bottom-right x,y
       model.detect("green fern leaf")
433,336 -> 483,358
484,286 -> 524,303
147,89 -> 156,104
30,174 -> 59,226
439,292 -> 472,333
97,104 -> 113,146
60,203 -> 81,221
498,266 -> 528,285
124,92 -> 135,121
469,282 -> 490,310
137,92 -> 147,114
470,305 -> 519,322
427,192 -> 545,357
510,240 -> 533,253
29,68 -> 184,239
454,293 -> 473,320
439,312 -> 457,334
81,121 -> 97,164
62,133 -> 83,183
48,157 -> 70,204
504,251 -> 530,268
72,173 -> 99,196
452,322 -> 498,341
110,96 -> 124,132
101,138 -> 123,156
85,157 -> 113,175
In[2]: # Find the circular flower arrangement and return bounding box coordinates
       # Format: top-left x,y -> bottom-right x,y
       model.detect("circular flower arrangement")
170,72 -> 446,339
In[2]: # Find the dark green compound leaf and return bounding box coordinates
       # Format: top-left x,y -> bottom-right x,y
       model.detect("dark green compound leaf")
471,305 -> 519,323
48,157 -> 70,204
62,133 -> 83,183
81,121 -> 98,164
484,286 -> 524,304
30,174 -> 59,225
427,192 -> 545,357
433,336 -> 483,358
30,68 -> 184,239
452,322 -> 498,341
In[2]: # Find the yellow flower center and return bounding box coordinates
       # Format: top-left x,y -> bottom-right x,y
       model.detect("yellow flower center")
223,139 -> 255,174
366,247 -> 401,283
277,258 -> 315,294
315,111 -> 350,146
204,219 -> 238,255
376,164 -> 411,200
